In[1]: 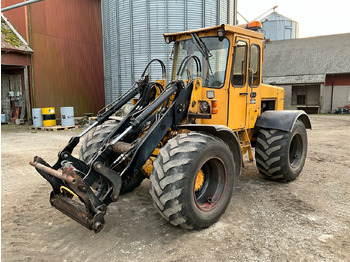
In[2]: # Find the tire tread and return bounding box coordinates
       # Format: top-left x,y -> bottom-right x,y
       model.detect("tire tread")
150,132 -> 234,229
255,120 -> 307,182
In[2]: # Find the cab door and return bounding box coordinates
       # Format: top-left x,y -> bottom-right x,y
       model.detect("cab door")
228,37 -> 249,130
246,41 -> 262,128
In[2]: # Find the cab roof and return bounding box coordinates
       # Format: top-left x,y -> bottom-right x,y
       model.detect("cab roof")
164,24 -> 264,41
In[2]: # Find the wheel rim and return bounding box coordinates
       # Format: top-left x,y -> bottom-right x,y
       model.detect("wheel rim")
289,133 -> 303,169
193,157 -> 227,211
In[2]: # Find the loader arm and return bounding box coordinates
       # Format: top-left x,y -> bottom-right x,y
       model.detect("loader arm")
30,60 -> 195,232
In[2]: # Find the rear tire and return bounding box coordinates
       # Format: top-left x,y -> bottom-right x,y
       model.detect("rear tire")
255,120 -> 307,181
149,132 -> 235,229
79,121 -> 145,194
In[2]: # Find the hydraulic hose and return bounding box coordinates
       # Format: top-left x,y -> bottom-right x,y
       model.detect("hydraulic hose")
141,59 -> 166,81
130,82 -> 178,128
176,55 -> 202,80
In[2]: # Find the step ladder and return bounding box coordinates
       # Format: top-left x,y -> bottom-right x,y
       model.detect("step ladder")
236,130 -> 254,165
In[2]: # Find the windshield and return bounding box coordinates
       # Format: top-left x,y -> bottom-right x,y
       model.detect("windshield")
172,37 -> 230,88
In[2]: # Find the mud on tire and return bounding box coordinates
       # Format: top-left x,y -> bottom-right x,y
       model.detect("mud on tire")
255,120 -> 307,182
149,132 -> 235,229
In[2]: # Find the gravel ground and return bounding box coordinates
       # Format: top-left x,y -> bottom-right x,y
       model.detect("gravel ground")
1,114 -> 350,261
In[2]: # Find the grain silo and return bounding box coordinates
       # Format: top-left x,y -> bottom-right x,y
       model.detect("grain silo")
101,0 -> 237,104
260,11 -> 299,41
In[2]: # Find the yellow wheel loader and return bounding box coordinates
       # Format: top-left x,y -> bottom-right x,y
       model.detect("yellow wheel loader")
30,22 -> 311,232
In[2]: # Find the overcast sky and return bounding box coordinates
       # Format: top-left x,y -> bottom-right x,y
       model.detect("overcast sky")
238,0 -> 349,38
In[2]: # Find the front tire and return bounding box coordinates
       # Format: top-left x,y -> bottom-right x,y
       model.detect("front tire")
79,121 -> 145,194
149,132 -> 235,229
255,120 -> 308,181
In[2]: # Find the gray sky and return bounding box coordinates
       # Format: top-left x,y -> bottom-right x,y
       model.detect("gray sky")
238,0 -> 349,38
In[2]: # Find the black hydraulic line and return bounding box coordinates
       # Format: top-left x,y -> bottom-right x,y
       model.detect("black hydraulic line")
97,85 -> 141,124
178,55 -> 202,75
176,55 -> 202,79
85,83 -> 178,180
138,82 -> 155,108
95,176 -> 105,198
141,59 -> 166,80
120,80 -> 194,181
131,82 -> 178,128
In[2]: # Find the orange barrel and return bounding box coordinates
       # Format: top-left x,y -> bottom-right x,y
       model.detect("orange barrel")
42,107 -> 56,126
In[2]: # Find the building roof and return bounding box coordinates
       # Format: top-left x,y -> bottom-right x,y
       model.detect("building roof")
1,14 -> 33,54
263,33 -> 350,85
261,11 -> 296,23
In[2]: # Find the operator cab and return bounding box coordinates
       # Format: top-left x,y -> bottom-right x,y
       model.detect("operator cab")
166,22 -> 263,90
164,22 -> 270,130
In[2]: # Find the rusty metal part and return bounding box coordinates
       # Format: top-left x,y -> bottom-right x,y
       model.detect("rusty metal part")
49,192 -> 105,233
112,141 -> 132,154
31,156 -> 65,194
30,157 -> 108,232
29,159 -> 76,184
50,192 -> 94,230
61,167 -> 98,212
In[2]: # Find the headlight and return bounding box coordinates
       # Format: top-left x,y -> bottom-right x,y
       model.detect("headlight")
199,101 -> 210,113
206,90 -> 215,99
217,29 -> 225,38
165,36 -> 172,44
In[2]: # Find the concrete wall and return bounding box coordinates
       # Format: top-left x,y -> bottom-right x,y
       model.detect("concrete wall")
273,84 -> 349,113
333,86 -> 350,110
322,73 -> 350,113
320,85 -> 332,113
322,85 -> 350,113
290,85 -> 320,106
279,84 -> 321,110
277,84 -> 294,110
306,85 -> 320,105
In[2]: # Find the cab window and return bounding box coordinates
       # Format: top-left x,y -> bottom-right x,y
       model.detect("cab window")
249,44 -> 261,87
173,37 -> 230,88
231,41 -> 247,87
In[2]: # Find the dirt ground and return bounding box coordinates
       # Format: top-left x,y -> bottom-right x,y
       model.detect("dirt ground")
1,115 -> 350,262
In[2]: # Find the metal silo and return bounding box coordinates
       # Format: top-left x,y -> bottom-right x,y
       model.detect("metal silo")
260,11 -> 299,41
101,0 -> 236,104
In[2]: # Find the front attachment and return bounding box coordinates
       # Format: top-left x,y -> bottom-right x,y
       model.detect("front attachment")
49,192 -> 105,232
30,156 -> 119,233
29,58 -> 198,232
